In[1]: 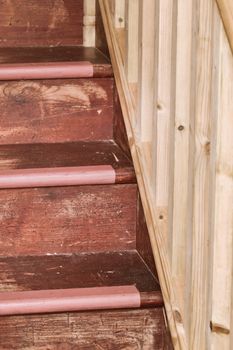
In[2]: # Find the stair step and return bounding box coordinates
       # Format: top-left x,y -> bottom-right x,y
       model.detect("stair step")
0,46 -> 113,78
0,141 -> 135,187
0,251 -> 162,315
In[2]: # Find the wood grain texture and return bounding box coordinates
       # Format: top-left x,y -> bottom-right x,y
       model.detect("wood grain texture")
0,308 -> 168,350
211,16 -> 233,350
216,0 -> 233,54
0,251 -> 160,293
0,78 -> 113,144
190,0 -> 214,348
0,184 -> 137,256
0,0 -> 83,47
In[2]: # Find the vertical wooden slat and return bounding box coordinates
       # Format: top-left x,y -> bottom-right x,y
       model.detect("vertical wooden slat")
137,0 -> 157,143
153,0 -> 176,251
83,0 -> 96,47
125,0 -> 139,83
113,0 -> 125,29
211,18 -> 233,350
190,0 -> 214,348
171,0 -> 194,340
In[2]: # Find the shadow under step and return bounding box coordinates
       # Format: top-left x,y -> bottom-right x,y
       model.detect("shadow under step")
0,141 -> 135,188
0,251 -> 162,316
0,46 -> 112,79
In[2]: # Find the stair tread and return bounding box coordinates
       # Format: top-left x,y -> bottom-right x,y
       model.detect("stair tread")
0,251 -> 160,295
0,46 -> 112,78
0,141 -> 135,184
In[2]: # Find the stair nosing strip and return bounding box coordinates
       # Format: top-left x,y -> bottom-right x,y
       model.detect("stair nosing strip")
0,165 -> 116,188
0,285 -> 141,315
0,61 -> 94,80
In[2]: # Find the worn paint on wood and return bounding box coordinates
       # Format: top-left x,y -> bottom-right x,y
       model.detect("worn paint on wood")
0,308 -> 168,349
0,78 -> 113,144
0,251 -> 160,293
0,184 -> 137,256
0,0 -> 83,47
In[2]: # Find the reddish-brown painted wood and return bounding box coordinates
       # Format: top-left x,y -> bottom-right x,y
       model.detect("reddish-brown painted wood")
0,46 -> 113,77
0,184 -> 137,256
0,78 -> 114,144
0,251 -> 160,293
0,308 -> 168,349
114,89 -> 132,159
0,0 -> 83,47
0,165 -> 116,189
137,195 -> 158,277
0,61 -> 94,80
0,286 -> 141,316
0,142 -> 135,184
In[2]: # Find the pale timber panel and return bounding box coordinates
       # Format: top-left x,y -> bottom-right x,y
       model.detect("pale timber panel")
171,0 -> 193,340
137,0 -> 157,143
83,0 -> 96,46
153,0 -> 176,253
216,0 -> 233,53
190,0 -> 214,348
125,0 -> 139,83
211,17 -> 233,350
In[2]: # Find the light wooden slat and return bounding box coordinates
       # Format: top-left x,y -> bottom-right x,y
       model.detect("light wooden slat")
190,0 -> 214,348
113,0 -> 125,28
211,18 -> 233,350
215,0 -> 233,54
83,0 -> 96,47
171,0 -> 193,340
153,0 -> 175,251
125,0 -> 139,83
137,0 -> 157,143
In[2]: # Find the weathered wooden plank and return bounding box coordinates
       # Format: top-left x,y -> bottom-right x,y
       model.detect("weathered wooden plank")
0,251 -> 160,293
0,0 -> 83,47
0,308 -> 168,350
0,78 -> 113,144
0,184 -> 137,256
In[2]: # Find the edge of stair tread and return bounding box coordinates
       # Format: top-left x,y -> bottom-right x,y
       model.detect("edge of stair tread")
0,251 -> 163,315
0,46 -> 113,79
0,141 -> 136,187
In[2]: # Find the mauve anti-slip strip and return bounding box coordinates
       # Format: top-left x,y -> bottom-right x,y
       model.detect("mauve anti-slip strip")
0,61 -> 93,80
0,165 -> 116,188
0,285 -> 141,315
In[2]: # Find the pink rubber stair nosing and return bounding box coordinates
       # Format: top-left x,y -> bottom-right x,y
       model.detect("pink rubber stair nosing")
0,165 -> 116,188
0,61 -> 93,80
0,286 -> 141,315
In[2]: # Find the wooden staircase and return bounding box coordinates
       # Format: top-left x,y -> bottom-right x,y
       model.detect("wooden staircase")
0,1 -> 171,349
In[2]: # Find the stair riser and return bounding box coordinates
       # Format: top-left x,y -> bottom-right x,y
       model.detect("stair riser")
0,0 -> 83,47
0,184 -> 137,256
0,309 -> 169,350
0,78 -> 113,144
